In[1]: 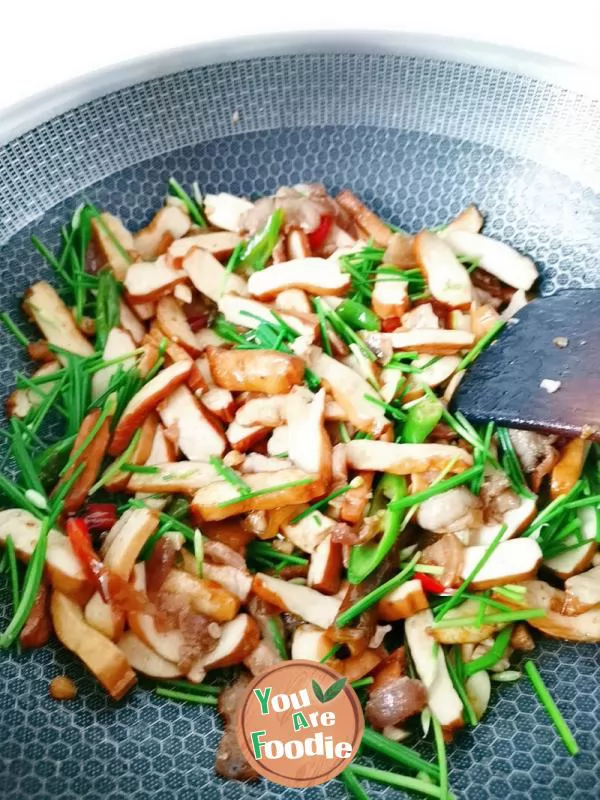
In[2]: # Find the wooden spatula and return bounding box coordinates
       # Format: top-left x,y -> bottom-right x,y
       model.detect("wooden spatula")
452,290 -> 600,440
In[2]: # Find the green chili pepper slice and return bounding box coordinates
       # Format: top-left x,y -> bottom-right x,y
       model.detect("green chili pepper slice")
347,474 -> 407,584
336,298 -> 381,331
402,395 -> 443,443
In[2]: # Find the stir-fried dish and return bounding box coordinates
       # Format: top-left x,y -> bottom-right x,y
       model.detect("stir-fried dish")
1,181 -> 597,798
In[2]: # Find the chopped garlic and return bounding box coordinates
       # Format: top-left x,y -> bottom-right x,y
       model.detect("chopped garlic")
382,725 -> 411,742
25,489 -> 48,511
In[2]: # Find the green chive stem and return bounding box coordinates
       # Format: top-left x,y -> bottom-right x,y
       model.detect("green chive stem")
121,464 -> 160,474
360,728 -> 439,779
462,626 -> 513,678
194,528 -> 204,577
432,716 -> 449,800
446,654 -> 478,726
209,455 -> 252,495
267,616 -> 288,660
340,769 -> 371,800
435,524 -> 508,621
247,541 -> 308,566
388,466 -> 484,511
290,485 -> 353,524
350,677 -> 374,690
524,661 -> 579,756
31,235 -> 74,287
158,680 -> 221,695
336,551 -> 421,627
347,765 -> 450,800
155,687 -> 218,705
5,537 -> 21,614
89,429 -> 142,494
167,178 -> 207,227
320,643 -> 341,663
313,297 -> 333,357
0,312 -> 29,347
0,460 -> 81,651
338,422 -> 351,444
456,320 -> 505,372
10,418 -> 46,497
216,477 -> 313,508
566,494 -> 600,510
433,608 -> 545,629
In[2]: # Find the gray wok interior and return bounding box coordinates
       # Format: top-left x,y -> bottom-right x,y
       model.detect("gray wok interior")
1,34 -> 600,800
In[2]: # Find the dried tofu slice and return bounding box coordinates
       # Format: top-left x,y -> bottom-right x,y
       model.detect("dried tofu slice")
23,282 -> 94,362
51,591 -> 136,700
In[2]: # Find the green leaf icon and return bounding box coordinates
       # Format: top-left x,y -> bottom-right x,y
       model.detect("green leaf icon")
312,677 -> 347,703
323,677 -> 347,702
312,679 -> 326,703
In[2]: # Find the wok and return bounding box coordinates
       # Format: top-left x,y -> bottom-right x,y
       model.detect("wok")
1,31 -> 599,800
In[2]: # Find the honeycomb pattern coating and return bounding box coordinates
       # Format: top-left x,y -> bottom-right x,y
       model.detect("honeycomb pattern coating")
1,53 -> 600,800
3,53 -> 600,244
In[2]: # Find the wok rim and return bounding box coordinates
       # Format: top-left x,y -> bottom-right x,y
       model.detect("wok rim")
2,30 -> 600,147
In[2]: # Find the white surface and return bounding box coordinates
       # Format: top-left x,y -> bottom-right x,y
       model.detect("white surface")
1,0 -> 599,115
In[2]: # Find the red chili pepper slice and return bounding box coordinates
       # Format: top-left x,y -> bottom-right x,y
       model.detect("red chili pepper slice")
66,517 -> 106,589
414,572 -> 446,594
381,316 -> 401,333
83,503 -> 118,534
66,517 -> 151,613
307,215 -> 333,251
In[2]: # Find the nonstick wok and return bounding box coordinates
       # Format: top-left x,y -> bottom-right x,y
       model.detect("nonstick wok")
1,32 -> 600,800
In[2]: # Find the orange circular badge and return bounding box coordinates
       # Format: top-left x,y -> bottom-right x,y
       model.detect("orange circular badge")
236,660 -> 364,788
